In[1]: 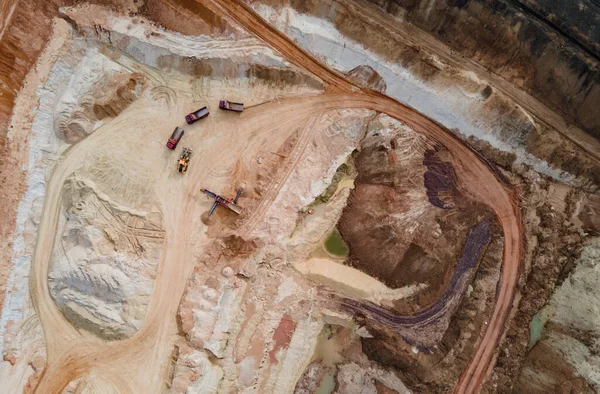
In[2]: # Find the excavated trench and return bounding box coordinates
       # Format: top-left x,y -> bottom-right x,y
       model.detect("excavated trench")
0,0 -> 598,393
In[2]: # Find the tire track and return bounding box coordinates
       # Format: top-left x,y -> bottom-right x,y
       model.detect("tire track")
238,113 -> 323,237
203,2 -> 523,392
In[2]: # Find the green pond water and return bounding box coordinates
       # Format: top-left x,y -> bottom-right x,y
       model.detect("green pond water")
316,372 -> 335,394
529,308 -> 551,349
325,230 -> 348,256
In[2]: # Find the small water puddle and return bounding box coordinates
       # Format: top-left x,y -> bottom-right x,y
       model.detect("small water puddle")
324,229 -> 348,256
528,307 -> 552,349
316,372 -> 335,394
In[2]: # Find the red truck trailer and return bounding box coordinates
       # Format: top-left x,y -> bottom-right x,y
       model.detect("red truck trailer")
166,127 -> 184,149
219,100 -> 244,112
185,106 -> 209,124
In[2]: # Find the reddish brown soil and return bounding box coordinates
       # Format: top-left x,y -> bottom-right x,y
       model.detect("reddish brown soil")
143,0 -> 243,37
338,141 -> 492,313
0,0 -> 141,321
358,222 -> 504,393
375,382 -> 400,394
268,314 -> 296,364
345,65 -> 387,93
487,175 -> 586,393
0,0 -> 59,316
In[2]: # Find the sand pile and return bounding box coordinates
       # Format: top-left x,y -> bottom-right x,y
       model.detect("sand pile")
48,177 -> 163,339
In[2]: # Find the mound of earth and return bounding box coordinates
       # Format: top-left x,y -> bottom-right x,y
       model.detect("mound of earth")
1,0 -> 599,393
48,177 -> 163,339
338,114 -> 494,313
345,65 -> 387,93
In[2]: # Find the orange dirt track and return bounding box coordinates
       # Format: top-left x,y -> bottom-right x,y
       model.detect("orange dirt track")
202,0 -> 523,393
25,1 -> 523,393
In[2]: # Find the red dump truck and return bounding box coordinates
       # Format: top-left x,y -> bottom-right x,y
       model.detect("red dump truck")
219,100 -> 244,112
185,106 -> 209,124
166,127 -> 184,149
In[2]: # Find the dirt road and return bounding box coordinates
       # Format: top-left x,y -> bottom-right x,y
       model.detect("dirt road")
30,91 -> 360,391
26,1 -> 522,392
336,218 -> 492,329
343,0 -> 600,164
31,96 -> 519,393
203,1 -> 522,392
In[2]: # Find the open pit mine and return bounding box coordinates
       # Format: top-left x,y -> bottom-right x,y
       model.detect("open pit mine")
1,0 -> 599,393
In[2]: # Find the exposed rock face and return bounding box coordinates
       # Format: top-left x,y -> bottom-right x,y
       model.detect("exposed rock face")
515,340 -> 594,394
367,0 -> 600,138
533,239 -> 600,389
294,363 -> 330,393
338,114 -> 492,307
1,0 -> 599,393
0,0 -> 62,139
56,71 -> 145,144
345,65 -> 387,93
511,239 -> 600,393
177,269 -> 228,354
252,1 -> 600,189
574,192 -> 600,234
168,343 -> 223,394
48,177 -> 163,340
337,362 -> 378,394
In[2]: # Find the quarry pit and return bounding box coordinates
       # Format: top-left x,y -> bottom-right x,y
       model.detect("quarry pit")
0,1 -> 599,393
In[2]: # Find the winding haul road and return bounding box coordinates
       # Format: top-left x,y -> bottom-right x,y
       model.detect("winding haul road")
202,1 -> 522,393
27,0 -> 522,392
337,219 -> 492,330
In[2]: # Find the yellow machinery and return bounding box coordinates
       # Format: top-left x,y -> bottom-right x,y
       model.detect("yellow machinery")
178,147 -> 192,174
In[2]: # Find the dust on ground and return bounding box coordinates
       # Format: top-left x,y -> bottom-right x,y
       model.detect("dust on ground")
1,0 -> 598,393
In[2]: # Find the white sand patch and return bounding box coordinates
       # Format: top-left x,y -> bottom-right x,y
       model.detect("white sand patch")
251,4 -> 578,185
61,5 -> 288,69
0,19 -> 74,356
